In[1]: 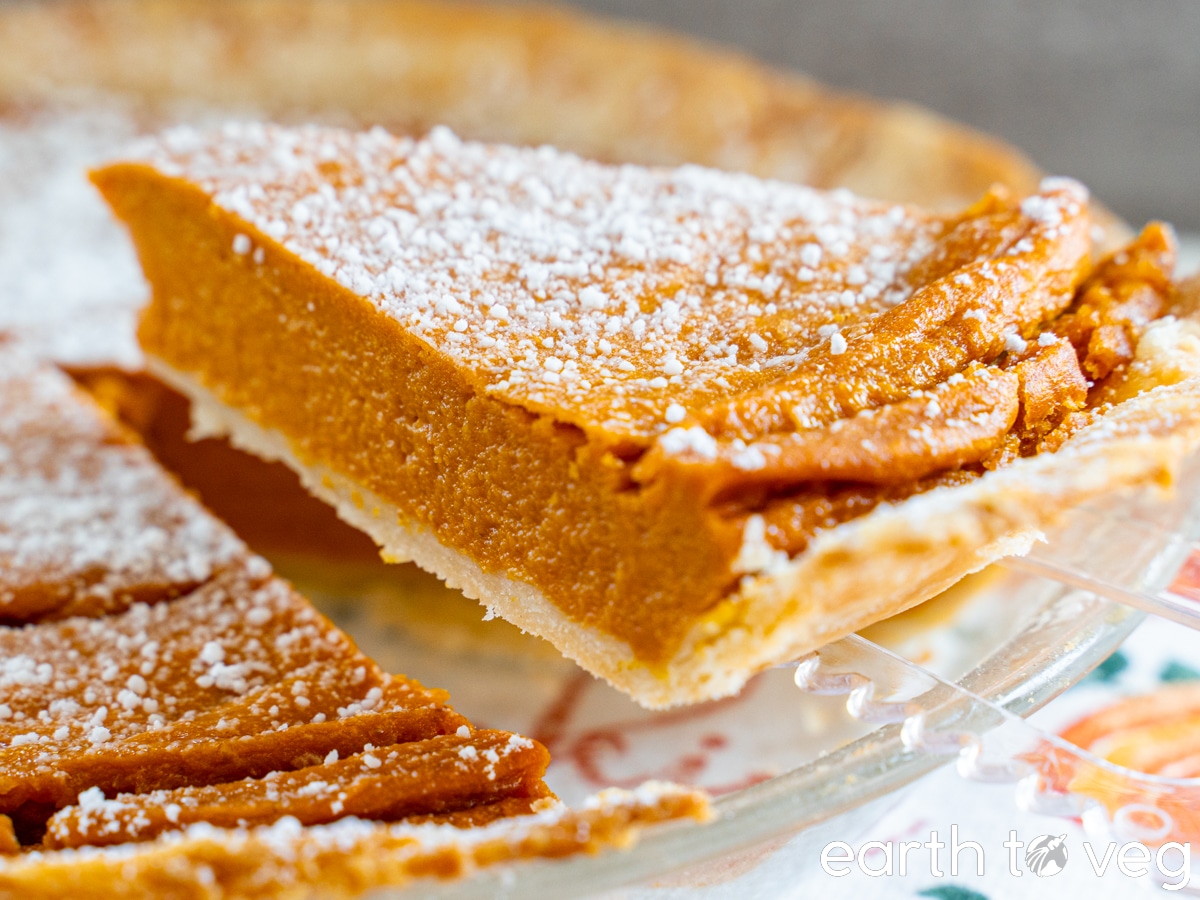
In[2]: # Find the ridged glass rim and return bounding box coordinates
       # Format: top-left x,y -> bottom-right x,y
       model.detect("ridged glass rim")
403,577 -> 1143,899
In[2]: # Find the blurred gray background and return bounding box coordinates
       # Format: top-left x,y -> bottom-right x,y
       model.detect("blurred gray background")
554,0 -> 1199,230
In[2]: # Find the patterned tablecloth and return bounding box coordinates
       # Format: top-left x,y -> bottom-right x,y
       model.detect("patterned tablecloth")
787,619 -> 1200,898
782,238 -> 1200,899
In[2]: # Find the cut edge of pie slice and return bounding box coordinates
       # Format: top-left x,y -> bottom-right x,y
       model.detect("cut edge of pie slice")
0,339 -> 710,893
93,123 -> 1200,708
155,354 -> 1200,708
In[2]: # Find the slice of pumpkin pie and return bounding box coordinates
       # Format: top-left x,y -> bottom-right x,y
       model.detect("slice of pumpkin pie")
92,122 -> 1200,707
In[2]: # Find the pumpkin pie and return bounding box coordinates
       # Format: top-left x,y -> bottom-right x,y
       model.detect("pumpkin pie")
0,341 -> 709,896
92,123 -> 1200,708
1,0 -> 1130,577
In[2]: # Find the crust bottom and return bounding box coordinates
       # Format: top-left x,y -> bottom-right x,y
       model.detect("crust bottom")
148,318 -> 1200,707
0,784 -> 709,900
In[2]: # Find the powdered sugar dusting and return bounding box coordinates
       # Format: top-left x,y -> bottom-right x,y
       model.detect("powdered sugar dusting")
0,347 -> 245,620
0,104 -> 147,368
126,122 -> 945,439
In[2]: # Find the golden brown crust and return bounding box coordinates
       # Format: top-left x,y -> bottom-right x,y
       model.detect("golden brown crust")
0,0 -> 1126,592
0,785 -> 710,900
0,0 -> 1054,217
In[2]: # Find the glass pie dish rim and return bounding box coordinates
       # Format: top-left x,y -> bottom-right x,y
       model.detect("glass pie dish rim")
400,568 -> 1145,899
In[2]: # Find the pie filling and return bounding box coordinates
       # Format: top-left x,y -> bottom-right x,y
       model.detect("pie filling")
92,124 -> 1181,668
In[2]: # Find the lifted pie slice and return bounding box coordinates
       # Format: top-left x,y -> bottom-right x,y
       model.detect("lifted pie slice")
93,123 -> 1200,707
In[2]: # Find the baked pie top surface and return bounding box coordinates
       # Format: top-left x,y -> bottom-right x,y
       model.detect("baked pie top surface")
128,123 -> 1088,447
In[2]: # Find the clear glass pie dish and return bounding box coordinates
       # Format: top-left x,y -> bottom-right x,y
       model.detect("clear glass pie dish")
288,534 -> 1141,897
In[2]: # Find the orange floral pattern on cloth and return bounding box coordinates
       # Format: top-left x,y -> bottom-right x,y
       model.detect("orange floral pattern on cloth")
1033,551 -> 1200,847
1041,684 -> 1200,844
